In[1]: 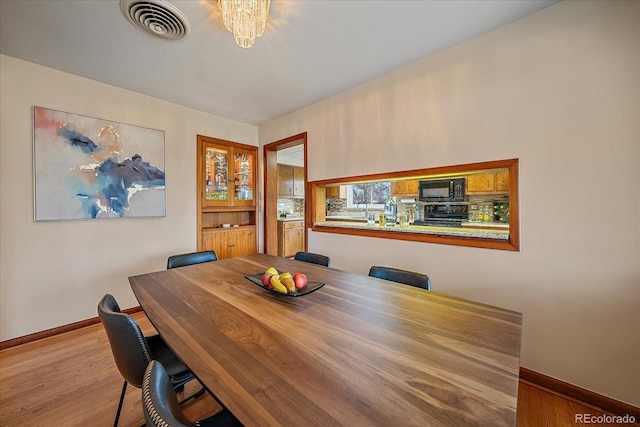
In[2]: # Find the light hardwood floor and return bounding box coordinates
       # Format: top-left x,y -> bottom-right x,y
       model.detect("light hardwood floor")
0,313 -> 631,426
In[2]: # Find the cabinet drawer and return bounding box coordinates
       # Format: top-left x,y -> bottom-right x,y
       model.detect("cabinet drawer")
282,220 -> 303,229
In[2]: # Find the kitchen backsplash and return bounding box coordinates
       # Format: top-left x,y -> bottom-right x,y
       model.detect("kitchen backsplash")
466,195 -> 509,221
278,198 -> 305,216
326,197 -> 346,213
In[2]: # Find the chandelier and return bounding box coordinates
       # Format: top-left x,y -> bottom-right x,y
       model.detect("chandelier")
217,0 -> 271,48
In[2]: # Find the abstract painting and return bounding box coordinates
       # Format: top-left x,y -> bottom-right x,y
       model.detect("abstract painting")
33,106 -> 165,221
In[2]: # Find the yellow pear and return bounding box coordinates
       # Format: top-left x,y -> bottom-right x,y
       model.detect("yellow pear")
279,272 -> 293,281
281,277 -> 296,293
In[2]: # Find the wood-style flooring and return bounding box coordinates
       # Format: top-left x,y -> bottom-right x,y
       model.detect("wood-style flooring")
0,313 -> 631,426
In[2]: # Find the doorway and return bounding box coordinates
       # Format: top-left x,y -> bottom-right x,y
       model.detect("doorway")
263,133 -> 307,256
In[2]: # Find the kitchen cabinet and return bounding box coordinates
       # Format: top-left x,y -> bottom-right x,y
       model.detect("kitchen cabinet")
278,220 -> 304,258
277,164 -> 305,197
196,135 -> 257,257
325,185 -> 346,199
495,171 -> 509,192
202,226 -> 256,260
391,179 -> 419,196
466,171 -> 509,194
294,167 -> 305,196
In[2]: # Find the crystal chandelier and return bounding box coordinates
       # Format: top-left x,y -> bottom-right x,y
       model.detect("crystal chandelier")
217,0 -> 271,48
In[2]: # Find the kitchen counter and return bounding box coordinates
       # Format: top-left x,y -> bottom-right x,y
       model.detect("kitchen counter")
278,216 -> 304,222
461,221 -> 510,229
314,221 -> 509,240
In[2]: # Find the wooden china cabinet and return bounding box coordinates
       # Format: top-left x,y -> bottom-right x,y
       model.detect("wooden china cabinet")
196,135 -> 257,259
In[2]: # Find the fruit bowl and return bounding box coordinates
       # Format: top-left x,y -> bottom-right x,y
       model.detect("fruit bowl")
244,273 -> 325,297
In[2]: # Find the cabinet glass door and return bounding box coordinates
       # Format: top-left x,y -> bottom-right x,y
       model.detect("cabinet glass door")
205,145 -> 230,205
233,149 -> 255,205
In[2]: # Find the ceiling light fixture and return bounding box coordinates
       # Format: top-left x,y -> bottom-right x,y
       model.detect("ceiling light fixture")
217,0 -> 271,48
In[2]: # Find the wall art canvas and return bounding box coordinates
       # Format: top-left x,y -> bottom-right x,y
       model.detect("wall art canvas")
33,106 -> 166,221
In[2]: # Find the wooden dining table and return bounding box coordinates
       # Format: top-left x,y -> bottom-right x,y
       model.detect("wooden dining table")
129,253 -> 522,427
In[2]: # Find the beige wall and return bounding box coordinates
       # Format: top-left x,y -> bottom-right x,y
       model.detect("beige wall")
259,1 -> 640,407
0,55 -> 258,340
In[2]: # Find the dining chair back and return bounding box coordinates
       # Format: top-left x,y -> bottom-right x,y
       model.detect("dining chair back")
98,294 -> 201,426
368,266 -> 431,290
167,250 -> 218,269
293,251 -> 331,267
143,361 -> 243,427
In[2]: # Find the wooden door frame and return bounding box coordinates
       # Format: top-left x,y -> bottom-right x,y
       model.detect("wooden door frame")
263,133 -> 307,256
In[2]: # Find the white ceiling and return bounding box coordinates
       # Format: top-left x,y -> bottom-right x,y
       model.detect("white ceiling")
277,144 -> 304,167
0,0 -> 557,126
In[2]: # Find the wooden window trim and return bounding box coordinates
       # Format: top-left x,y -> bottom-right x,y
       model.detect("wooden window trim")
308,159 -> 519,251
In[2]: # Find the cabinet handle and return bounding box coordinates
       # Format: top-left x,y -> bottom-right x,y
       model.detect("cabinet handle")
228,244 -> 235,248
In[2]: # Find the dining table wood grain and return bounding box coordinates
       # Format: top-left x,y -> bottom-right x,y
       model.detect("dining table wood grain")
129,253 -> 523,427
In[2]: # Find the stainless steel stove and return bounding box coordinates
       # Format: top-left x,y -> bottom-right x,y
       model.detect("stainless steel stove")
413,204 -> 469,228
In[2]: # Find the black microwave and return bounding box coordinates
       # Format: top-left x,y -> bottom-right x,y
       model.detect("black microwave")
418,178 -> 467,202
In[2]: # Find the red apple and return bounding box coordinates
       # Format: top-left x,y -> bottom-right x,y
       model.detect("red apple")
261,273 -> 273,288
293,273 -> 307,289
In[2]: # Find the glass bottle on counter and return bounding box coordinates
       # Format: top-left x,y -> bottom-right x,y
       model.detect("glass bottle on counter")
384,198 -> 396,226
479,205 -> 494,222
398,212 -> 409,227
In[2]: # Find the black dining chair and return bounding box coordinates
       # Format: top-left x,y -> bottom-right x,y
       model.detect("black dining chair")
143,360 -> 243,427
368,266 -> 431,290
167,250 -> 218,269
293,251 -> 331,267
98,294 -> 204,426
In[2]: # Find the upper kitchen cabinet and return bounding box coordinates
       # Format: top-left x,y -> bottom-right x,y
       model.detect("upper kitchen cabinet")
200,136 -> 257,208
294,167 -> 305,196
277,164 -> 305,197
466,170 -> 509,194
325,185 -> 346,199
495,171 -> 509,192
391,179 -> 419,197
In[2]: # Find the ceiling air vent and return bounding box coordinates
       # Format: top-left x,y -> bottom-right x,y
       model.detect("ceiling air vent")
120,0 -> 191,41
